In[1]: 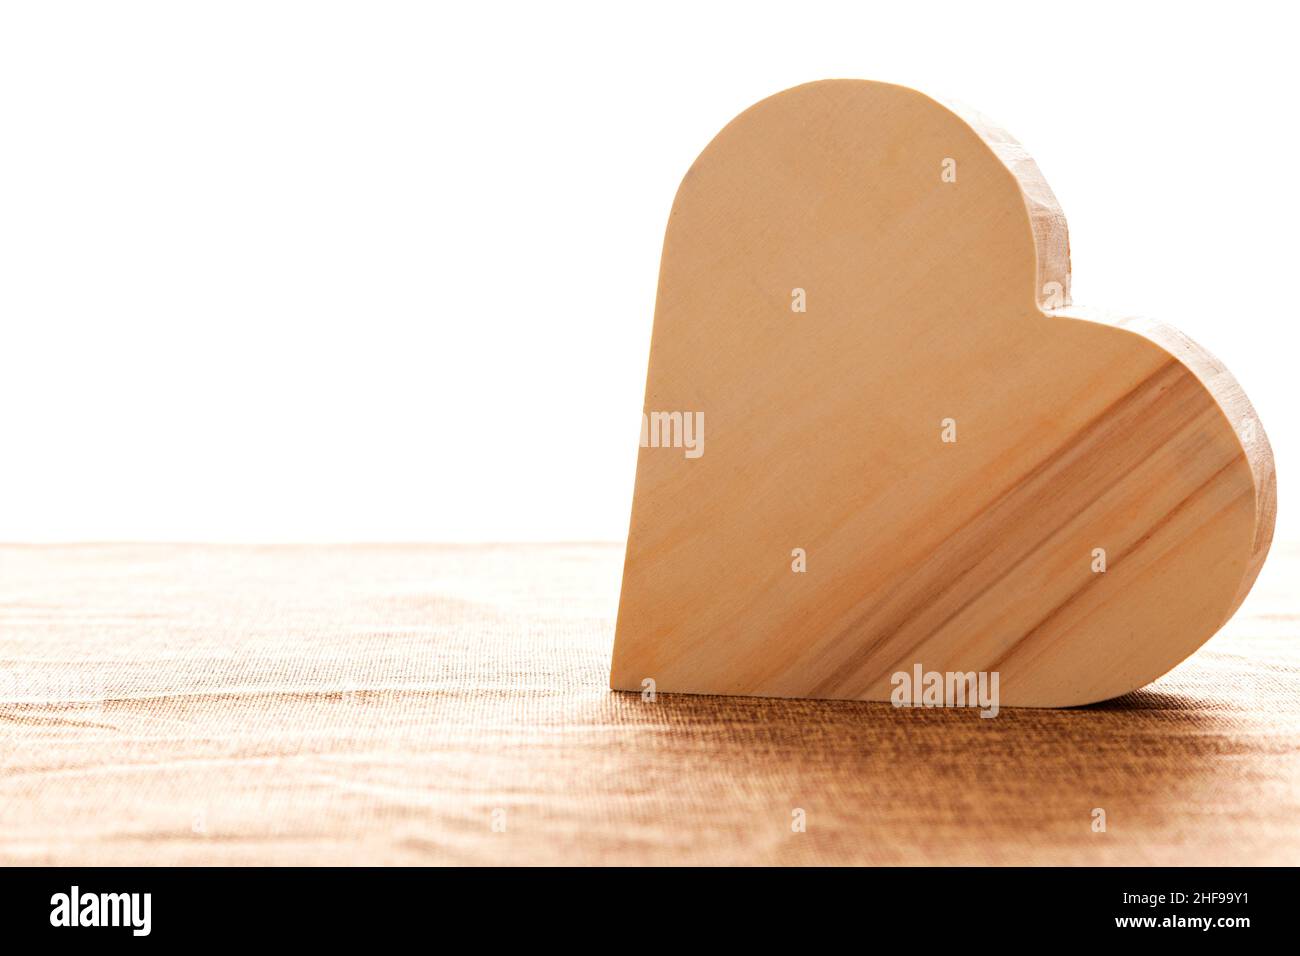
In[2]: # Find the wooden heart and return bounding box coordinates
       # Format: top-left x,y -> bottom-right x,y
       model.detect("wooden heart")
611,80 -> 1276,708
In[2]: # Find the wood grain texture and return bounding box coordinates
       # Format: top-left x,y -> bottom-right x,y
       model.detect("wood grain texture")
612,80 -> 1276,707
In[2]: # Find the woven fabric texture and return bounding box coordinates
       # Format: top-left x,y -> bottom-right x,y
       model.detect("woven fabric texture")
2,542 -> 1297,865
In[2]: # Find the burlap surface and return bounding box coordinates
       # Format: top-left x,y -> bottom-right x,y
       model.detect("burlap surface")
2,542 -> 1296,865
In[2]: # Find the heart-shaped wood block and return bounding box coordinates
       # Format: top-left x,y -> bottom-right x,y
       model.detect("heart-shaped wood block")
611,80 -> 1276,708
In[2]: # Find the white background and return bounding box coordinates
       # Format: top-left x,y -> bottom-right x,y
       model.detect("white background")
2,1 -> 1295,542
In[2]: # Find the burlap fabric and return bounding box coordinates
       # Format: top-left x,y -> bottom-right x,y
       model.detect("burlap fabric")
2,543 -> 1296,865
